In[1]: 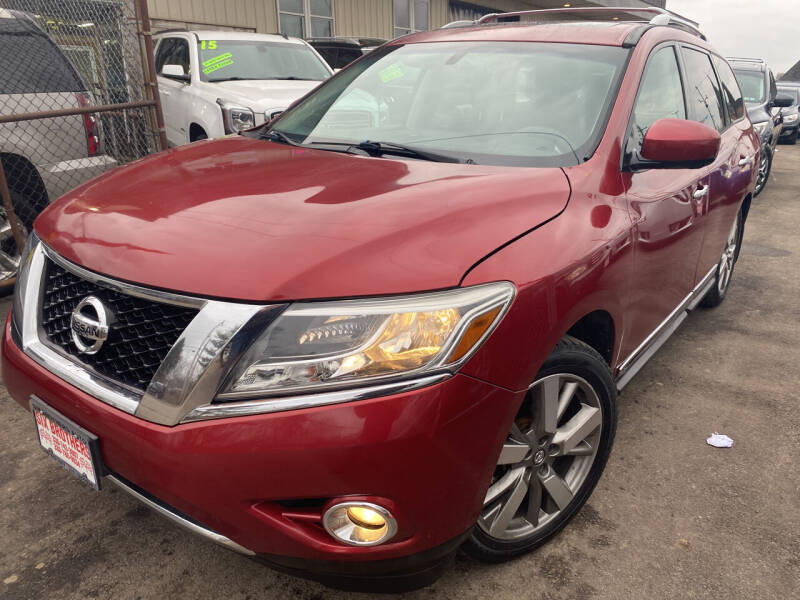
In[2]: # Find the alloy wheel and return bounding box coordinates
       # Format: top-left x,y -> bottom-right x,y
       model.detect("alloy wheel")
478,373 -> 602,541
0,207 -> 26,283
717,219 -> 738,294
755,152 -> 770,195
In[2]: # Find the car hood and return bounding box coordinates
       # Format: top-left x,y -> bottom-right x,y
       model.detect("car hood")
210,79 -> 323,113
35,137 -> 570,302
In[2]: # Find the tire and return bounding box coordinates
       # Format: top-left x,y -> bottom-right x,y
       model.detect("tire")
463,336 -> 617,562
700,212 -> 742,308
788,129 -> 798,145
191,128 -> 208,142
0,188 -> 43,294
753,150 -> 771,197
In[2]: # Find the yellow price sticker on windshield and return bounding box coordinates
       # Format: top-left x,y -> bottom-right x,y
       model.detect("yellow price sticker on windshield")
202,52 -> 234,74
379,63 -> 404,83
200,40 -> 217,50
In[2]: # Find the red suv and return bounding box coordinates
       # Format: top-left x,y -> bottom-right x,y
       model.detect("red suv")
4,9 -> 757,593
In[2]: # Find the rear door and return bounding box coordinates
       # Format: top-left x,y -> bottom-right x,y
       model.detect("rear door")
620,44 -> 709,358
697,54 -> 753,275
678,47 -> 737,284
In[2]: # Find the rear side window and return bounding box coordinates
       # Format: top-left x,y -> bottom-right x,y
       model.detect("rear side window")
681,48 -> 726,132
631,46 -> 686,144
712,56 -> 745,121
0,15 -> 83,93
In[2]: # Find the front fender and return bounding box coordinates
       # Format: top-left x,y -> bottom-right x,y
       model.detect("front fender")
459,194 -> 634,392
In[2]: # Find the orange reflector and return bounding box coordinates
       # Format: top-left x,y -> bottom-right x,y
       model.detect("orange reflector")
447,306 -> 502,363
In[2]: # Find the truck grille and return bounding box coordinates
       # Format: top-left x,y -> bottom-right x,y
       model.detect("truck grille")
40,259 -> 199,392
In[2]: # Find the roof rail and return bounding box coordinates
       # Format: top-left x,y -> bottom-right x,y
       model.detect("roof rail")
725,57 -> 766,64
459,6 -> 705,41
153,28 -> 190,35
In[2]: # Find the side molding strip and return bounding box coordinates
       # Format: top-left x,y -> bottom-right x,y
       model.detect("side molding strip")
615,266 -> 716,391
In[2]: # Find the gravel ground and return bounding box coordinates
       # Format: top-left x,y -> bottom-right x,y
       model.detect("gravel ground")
1,145 -> 799,600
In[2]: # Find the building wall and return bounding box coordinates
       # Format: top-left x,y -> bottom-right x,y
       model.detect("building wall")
146,0 -> 667,37
333,0 -> 392,39
147,0 -> 277,33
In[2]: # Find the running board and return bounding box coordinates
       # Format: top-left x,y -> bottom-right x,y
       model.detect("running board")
615,267 -> 716,391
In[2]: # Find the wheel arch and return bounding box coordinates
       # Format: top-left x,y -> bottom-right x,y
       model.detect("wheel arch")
0,152 -> 49,217
564,310 -> 616,366
189,122 -> 208,142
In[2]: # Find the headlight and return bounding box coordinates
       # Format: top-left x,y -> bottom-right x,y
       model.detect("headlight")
785,113 -> 799,123
752,121 -> 770,137
217,99 -> 255,133
217,282 -> 515,400
11,232 -> 38,336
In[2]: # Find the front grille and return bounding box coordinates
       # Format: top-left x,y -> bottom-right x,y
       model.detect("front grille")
40,259 -> 199,392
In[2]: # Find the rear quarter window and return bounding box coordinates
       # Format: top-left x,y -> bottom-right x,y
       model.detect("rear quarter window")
0,15 -> 84,94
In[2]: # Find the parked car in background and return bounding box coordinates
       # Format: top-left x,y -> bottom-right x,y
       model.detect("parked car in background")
5,9 -> 758,592
728,57 -> 793,195
153,30 -> 333,145
0,9 -> 115,288
307,37 -> 386,69
777,85 -> 799,144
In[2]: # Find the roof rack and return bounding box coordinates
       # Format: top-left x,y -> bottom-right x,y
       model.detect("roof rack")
725,57 -> 766,64
443,6 -> 705,41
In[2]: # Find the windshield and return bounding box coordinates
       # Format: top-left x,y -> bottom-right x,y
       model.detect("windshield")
733,70 -> 765,104
269,41 -> 629,167
198,40 -> 330,82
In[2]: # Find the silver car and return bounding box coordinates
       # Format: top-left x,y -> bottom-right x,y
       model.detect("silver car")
0,9 -> 116,285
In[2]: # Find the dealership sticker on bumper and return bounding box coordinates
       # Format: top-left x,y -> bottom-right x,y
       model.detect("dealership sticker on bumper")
31,396 -> 103,490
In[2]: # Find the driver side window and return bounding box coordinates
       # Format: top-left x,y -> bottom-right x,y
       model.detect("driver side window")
632,46 -> 686,147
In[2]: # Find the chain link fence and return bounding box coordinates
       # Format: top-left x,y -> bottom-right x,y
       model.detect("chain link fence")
0,0 -> 164,286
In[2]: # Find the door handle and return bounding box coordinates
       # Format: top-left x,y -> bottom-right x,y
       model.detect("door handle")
693,185 -> 709,199
738,156 -> 753,166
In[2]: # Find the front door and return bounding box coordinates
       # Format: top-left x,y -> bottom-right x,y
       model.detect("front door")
619,44 -> 710,360
155,36 -> 191,146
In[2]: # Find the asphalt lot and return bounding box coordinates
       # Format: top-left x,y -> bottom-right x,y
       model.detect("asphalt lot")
2,145 -> 799,600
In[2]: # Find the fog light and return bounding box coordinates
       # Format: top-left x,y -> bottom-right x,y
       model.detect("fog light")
323,502 -> 397,546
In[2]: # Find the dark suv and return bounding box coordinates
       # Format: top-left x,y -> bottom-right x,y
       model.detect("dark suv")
306,37 -> 385,69
777,85 -> 799,144
728,57 -> 793,194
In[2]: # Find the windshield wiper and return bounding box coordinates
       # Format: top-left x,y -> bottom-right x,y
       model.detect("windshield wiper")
258,129 -> 305,147
207,76 -> 255,82
308,140 -> 464,163
268,76 -> 318,81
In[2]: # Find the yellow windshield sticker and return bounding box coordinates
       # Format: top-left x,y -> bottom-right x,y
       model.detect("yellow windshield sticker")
200,40 -> 217,50
379,63 -> 404,83
202,52 -> 234,74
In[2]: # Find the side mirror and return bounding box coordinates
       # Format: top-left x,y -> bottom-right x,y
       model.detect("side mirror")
162,64 -> 190,82
632,118 -> 720,170
773,93 -> 793,108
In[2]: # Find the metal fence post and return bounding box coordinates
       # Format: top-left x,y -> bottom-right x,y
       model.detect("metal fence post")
0,161 -> 25,255
135,0 -> 168,152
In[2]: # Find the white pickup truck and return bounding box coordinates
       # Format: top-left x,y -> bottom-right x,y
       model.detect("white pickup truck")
153,30 -> 333,145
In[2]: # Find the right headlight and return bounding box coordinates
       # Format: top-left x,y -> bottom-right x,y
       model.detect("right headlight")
752,121 -> 770,137
217,99 -> 255,134
217,282 -> 515,400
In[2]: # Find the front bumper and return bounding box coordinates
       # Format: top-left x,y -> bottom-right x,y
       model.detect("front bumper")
3,315 -> 523,586
780,123 -> 798,137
